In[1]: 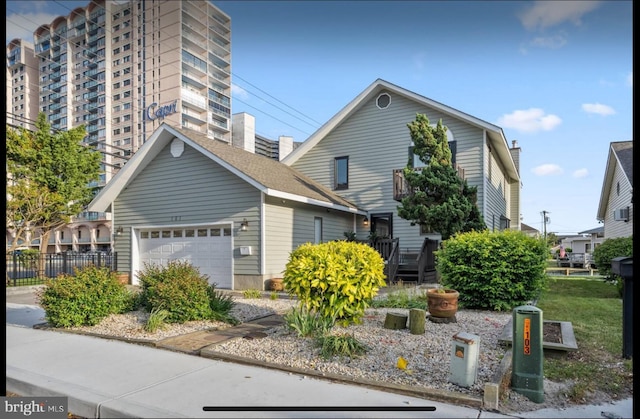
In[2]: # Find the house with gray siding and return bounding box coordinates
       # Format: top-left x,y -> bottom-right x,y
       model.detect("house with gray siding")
88,124 -> 364,290
87,79 -> 522,290
282,79 -> 522,252
597,141 -> 633,239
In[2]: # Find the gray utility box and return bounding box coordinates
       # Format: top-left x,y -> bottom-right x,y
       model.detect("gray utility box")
448,331 -> 480,387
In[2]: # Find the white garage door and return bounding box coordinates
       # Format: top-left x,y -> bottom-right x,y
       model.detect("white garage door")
138,225 -> 233,288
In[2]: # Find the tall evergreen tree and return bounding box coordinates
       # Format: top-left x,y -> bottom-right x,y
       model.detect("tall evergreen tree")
397,113 -> 486,240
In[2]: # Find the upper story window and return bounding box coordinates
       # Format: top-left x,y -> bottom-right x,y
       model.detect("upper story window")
334,156 -> 349,190
409,126 -> 456,168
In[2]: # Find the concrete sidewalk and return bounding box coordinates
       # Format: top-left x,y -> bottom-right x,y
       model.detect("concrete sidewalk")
5,287 -> 634,418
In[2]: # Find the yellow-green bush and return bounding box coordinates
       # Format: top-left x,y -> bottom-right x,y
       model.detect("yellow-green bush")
38,265 -> 129,327
435,229 -> 548,311
283,241 -> 386,326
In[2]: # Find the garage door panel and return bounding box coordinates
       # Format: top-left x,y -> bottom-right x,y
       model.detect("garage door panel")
138,226 -> 232,288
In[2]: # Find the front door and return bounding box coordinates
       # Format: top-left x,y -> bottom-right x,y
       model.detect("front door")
370,213 -> 393,239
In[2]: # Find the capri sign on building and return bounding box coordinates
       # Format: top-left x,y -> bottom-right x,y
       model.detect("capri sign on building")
145,100 -> 178,121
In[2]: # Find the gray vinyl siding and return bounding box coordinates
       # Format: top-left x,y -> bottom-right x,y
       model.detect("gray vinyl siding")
113,141 -> 262,276
483,141 -> 510,231
264,195 -> 353,276
509,180 -> 521,230
291,90 -> 485,249
604,164 -> 633,239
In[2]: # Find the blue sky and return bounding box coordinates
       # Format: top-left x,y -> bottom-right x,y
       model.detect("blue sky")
6,1 -> 633,235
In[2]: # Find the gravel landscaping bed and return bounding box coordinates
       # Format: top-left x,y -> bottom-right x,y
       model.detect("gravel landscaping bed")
62,295 -> 615,414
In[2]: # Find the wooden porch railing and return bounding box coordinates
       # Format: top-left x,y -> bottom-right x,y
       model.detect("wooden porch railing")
371,238 -> 399,284
393,164 -> 465,201
416,237 -> 438,284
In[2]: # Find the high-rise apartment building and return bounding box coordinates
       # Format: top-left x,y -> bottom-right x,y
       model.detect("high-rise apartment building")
26,0 -> 231,187
6,0 -> 232,253
6,39 -> 40,129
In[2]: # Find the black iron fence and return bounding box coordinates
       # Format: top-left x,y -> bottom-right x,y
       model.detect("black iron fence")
6,252 -> 118,287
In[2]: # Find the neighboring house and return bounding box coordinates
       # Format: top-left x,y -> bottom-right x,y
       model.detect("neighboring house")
559,235 -> 593,254
597,141 -> 633,239
282,78 -> 521,252
521,223 -> 540,238
577,226 -> 605,254
87,123 -> 365,289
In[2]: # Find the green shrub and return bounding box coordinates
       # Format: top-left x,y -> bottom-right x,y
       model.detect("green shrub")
208,284 -> 239,325
144,307 -> 169,332
243,289 -> 262,299
121,288 -> 144,312
283,241 -> 386,326
315,333 -> 369,359
370,288 -> 427,310
38,265 -> 129,327
593,236 -> 633,296
138,260 -> 213,323
435,229 -> 548,311
16,249 -> 40,269
284,306 -> 334,338
593,236 -> 633,282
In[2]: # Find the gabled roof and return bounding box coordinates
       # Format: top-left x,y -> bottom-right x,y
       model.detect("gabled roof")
88,124 -> 363,214
578,226 -> 604,235
282,78 -> 520,181
520,223 -> 539,233
597,141 -> 633,220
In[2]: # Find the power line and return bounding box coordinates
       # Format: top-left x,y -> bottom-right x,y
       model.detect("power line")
9,1 -> 318,142
48,0 -> 318,138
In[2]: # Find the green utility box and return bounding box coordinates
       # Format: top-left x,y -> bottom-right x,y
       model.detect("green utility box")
511,305 -> 544,403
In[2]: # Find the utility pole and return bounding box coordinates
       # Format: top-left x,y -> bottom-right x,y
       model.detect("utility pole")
540,210 -> 550,242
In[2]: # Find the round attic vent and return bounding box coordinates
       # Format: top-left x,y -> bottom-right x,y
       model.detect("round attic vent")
376,93 -> 391,109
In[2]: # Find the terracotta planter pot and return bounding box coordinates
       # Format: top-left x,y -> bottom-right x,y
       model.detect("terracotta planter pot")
270,278 -> 284,291
116,273 -> 130,285
426,288 -> 459,318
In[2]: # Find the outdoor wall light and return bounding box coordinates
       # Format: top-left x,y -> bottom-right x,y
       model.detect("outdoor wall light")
240,218 -> 249,231
363,216 -> 369,226
116,227 -> 124,236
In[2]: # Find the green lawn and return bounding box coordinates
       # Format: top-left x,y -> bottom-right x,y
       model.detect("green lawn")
536,276 -> 632,401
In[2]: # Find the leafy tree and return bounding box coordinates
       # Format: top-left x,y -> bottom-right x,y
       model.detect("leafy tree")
545,232 -> 560,248
397,114 -> 486,240
6,113 -> 101,262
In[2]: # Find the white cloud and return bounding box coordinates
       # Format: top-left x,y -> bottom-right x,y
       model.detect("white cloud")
529,34 -> 567,49
497,108 -> 562,133
572,168 -> 589,178
532,164 -> 564,176
581,103 -> 615,116
627,72 -> 633,87
231,84 -> 249,100
518,1 -> 602,31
